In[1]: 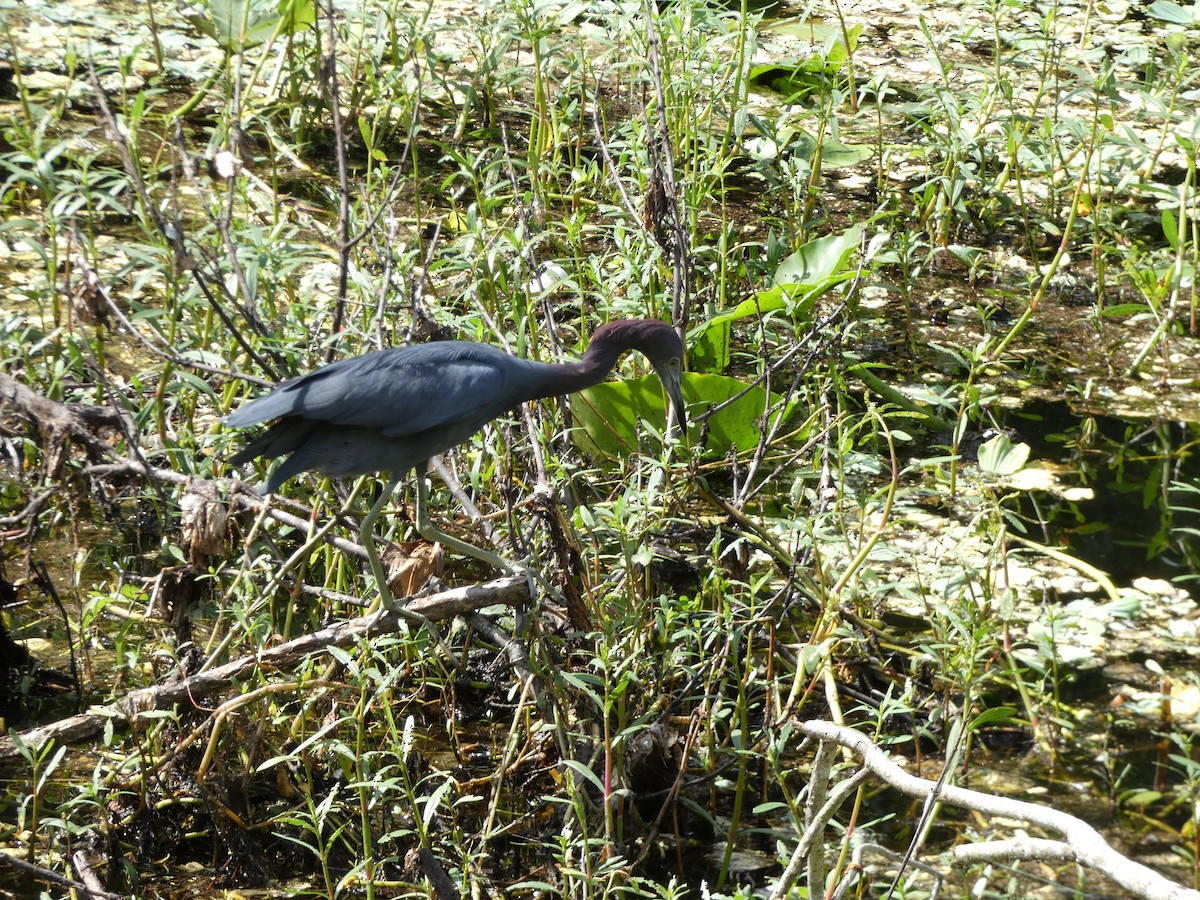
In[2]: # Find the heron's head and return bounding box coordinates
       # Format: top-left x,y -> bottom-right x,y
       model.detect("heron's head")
593,319 -> 687,434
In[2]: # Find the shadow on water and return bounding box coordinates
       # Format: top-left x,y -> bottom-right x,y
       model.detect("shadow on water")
1005,398 -> 1200,587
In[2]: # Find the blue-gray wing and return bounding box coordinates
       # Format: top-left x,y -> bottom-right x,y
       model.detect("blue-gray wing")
224,343 -> 515,437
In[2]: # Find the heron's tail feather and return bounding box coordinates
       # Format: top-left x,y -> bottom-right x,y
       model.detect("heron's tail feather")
228,419 -> 318,467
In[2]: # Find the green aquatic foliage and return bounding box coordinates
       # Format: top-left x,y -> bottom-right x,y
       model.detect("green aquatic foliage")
574,372 -> 798,458
748,20 -> 863,101
690,224 -> 863,373
185,0 -> 316,52
977,432 -> 1030,477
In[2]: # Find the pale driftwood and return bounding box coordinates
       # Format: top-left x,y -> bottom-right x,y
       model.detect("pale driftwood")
775,719 -> 1200,900
0,576 -> 529,766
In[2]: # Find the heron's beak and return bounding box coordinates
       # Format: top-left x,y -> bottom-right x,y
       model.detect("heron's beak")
656,360 -> 687,439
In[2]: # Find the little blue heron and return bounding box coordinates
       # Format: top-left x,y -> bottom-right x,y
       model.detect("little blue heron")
224,318 -> 687,607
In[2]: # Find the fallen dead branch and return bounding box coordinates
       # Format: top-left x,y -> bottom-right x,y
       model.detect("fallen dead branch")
0,848 -> 120,900
0,371 -> 131,474
776,719 -> 1200,900
0,575 -> 529,766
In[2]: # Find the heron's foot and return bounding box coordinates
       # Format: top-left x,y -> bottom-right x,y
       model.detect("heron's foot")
377,587 -> 414,614
504,554 -> 550,600
415,576 -> 448,597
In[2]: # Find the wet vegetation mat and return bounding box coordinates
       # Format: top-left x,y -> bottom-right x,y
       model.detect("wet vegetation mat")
1,0 -> 1200,896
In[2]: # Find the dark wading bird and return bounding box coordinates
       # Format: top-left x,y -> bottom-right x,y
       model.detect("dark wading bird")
224,318 -> 687,608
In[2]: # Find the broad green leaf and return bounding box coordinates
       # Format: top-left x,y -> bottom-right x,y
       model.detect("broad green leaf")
689,290 -> 792,374
821,138 -> 873,169
1162,208 -> 1178,249
762,19 -> 861,56
687,373 -> 801,455
554,0 -> 589,25
573,373 -> 673,458
764,18 -> 841,40
1119,789 -> 1164,807
199,0 -> 281,50
747,23 -> 862,96
559,758 -> 606,794
690,226 -> 863,373
422,779 -> 453,829
819,23 -> 863,64
1100,303 -> 1153,318
278,0 -> 315,31
968,706 -> 1016,730
748,57 -> 828,99
783,131 -> 819,163
944,244 -> 985,268
774,223 -> 863,285
689,317 -> 731,373
573,373 -> 801,458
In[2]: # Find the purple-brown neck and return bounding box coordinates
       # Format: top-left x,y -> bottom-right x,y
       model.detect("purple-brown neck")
535,319 -> 681,397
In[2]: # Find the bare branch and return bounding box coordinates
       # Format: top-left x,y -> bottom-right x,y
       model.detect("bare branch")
789,719 -> 1200,900
0,575 -> 529,767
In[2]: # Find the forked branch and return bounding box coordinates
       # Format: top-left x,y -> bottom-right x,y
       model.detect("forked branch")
775,719 -> 1200,900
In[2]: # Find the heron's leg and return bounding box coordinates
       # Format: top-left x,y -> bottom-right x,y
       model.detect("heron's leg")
413,467 -> 524,574
360,476 -> 459,667
359,474 -> 401,611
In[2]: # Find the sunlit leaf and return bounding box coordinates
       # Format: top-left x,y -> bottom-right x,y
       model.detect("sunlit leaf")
572,373 -> 673,458
774,224 -> 863,285
1147,0 -> 1198,23
198,0 -> 283,50
560,758 -> 606,793
1162,208 -> 1178,249
573,373 -> 800,458
748,58 -> 828,99
977,433 -> 1030,477
968,706 -> 1016,730
689,317 -> 731,373
821,138 -> 873,168
690,226 -> 863,373
1119,789 -> 1164,807
422,779 -> 452,829
688,286 -> 812,373
686,373 -> 801,455
1100,303 -> 1153,318
761,19 -> 861,55
278,0 -> 315,30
